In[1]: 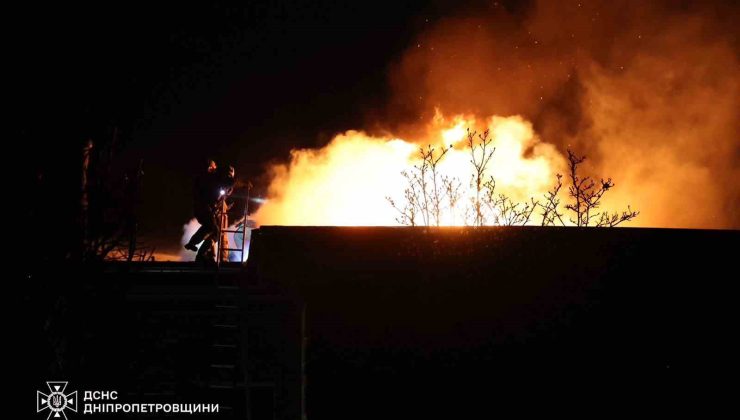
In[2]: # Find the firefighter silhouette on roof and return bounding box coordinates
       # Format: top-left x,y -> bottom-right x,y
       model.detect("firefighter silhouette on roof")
184,160 -> 235,262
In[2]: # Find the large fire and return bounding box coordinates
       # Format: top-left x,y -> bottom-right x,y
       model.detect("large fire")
253,0 -> 739,229
176,0 -> 737,261
254,112 -> 571,226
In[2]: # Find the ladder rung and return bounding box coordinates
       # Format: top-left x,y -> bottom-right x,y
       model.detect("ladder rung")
221,229 -> 243,233
220,248 -> 244,252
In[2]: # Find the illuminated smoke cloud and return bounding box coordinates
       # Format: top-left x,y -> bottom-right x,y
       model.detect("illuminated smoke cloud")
256,0 -> 739,228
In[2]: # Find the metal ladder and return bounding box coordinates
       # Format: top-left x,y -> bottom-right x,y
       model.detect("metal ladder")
208,274 -> 245,418
215,185 -> 251,267
210,185 -> 251,416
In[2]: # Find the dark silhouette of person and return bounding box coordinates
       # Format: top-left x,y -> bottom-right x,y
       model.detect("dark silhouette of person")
184,160 -> 220,253
185,162 -> 237,262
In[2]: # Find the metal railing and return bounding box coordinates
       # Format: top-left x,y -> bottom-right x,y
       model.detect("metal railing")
215,185 -> 251,268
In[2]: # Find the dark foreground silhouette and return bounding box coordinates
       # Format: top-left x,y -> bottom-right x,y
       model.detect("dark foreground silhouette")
22,226 -> 738,418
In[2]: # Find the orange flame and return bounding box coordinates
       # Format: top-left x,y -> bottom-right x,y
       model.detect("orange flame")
254,111 -> 569,226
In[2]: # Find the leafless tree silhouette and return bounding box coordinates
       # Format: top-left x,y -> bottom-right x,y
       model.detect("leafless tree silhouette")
496,196 -> 539,226
564,149 -> 639,227
596,206 -> 640,227
467,129 -> 495,226
387,143 -> 452,226
388,132 -> 638,228
540,174 -> 566,226
478,176 -> 538,226
443,174 -> 463,225
422,144 -> 453,226
387,170 -> 421,226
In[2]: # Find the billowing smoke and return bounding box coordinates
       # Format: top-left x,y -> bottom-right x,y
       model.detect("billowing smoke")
179,219 -> 202,261
387,0 -> 740,228
255,0 -> 739,228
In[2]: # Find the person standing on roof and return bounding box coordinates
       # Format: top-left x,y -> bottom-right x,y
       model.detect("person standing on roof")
184,159 -> 220,252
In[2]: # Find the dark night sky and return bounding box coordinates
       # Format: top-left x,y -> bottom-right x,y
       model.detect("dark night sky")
17,0 -> 488,253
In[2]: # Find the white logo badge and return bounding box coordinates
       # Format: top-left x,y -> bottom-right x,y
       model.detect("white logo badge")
37,382 -> 78,419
